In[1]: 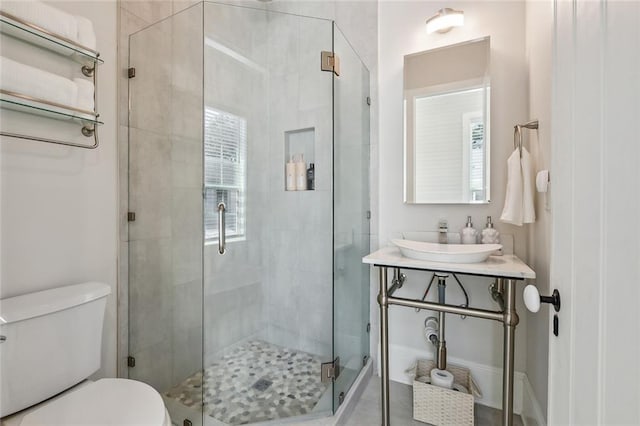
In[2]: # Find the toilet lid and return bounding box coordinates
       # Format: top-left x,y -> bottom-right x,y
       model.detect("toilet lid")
20,379 -> 167,426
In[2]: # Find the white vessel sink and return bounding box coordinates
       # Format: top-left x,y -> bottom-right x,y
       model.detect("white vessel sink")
392,239 -> 502,264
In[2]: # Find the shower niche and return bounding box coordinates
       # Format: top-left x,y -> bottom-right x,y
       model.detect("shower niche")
127,2 -> 370,426
284,127 -> 315,191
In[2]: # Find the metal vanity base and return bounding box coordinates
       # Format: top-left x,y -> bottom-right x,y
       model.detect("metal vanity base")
377,267 -> 520,426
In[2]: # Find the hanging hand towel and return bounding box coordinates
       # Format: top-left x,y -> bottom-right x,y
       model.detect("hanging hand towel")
500,147 -> 536,226
500,149 -> 524,225
521,147 -> 536,224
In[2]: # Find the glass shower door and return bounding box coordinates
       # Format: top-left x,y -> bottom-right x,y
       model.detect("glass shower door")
200,3 -> 334,424
332,23 -> 371,409
127,4 -> 204,426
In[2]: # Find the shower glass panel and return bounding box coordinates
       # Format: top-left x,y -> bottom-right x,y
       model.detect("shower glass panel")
332,24 -> 371,409
200,4 -> 334,424
128,3 -> 369,425
127,4 -> 204,426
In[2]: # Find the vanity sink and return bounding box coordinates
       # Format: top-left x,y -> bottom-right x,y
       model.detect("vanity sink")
392,239 -> 502,264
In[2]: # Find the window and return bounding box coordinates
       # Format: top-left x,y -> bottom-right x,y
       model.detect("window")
204,107 -> 247,242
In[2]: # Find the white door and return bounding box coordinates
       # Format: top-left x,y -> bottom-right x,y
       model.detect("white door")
549,1 -> 640,424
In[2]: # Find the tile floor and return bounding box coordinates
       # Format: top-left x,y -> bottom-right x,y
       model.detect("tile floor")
344,378 -> 524,426
164,340 -> 329,425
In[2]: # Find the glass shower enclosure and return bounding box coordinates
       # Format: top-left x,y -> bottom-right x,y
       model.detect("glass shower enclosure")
127,3 -> 370,425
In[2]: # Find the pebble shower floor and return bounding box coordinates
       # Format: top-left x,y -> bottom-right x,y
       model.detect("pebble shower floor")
164,340 -> 329,425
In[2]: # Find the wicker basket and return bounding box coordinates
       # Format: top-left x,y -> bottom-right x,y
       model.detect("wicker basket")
410,359 -> 481,426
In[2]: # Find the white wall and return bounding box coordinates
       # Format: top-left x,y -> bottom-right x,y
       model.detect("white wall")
376,0 -> 530,395
524,0 -> 553,422
0,1 -> 118,378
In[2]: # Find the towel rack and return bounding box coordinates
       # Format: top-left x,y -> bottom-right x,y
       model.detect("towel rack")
0,11 -> 101,149
513,120 -> 538,158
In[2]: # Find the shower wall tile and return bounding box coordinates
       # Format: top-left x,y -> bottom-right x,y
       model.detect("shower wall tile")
172,0 -> 200,15
171,137 -> 201,189
128,128 -> 172,241
130,338 -> 173,391
172,237 -> 203,285
119,8 -> 150,127
121,0 -> 172,24
174,280 -> 202,330
267,13 -> 300,77
172,324 -> 202,384
204,282 -> 264,364
129,238 -> 173,352
298,1 -> 336,21
127,20 -> 172,134
171,188 -> 203,238
171,88 -> 203,140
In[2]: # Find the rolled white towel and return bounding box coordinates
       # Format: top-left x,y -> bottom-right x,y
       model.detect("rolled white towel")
0,56 -> 78,108
75,15 -> 96,51
0,1 -> 78,43
74,78 -> 95,112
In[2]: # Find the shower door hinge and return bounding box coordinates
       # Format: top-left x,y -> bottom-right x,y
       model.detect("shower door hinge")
366,322 -> 371,333
338,391 -> 345,405
366,96 -> 371,106
127,356 -> 136,368
321,51 -> 340,76
363,355 -> 369,367
128,67 -> 136,78
321,356 -> 340,383
127,212 -> 136,222
366,210 -> 371,220
183,420 -> 193,426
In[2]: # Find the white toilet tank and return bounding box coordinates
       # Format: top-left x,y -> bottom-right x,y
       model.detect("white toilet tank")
0,282 -> 111,417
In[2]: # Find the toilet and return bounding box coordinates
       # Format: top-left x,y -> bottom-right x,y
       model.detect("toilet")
0,282 -> 171,426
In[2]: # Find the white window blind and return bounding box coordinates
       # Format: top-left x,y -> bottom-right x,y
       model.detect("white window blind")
413,87 -> 484,202
469,120 -> 485,200
204,107 -> 247,241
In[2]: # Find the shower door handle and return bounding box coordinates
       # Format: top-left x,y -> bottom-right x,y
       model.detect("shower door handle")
218,202 -> 226,255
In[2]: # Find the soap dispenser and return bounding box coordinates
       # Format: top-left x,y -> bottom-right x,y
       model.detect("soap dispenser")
461,216 -> 478,244
481,216 -> 500,244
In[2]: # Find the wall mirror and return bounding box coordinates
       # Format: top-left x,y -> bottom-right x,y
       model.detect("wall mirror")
404,37 -> 491,204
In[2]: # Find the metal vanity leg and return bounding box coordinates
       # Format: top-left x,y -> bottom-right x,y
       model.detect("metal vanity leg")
378,267 -> 390,426
502,279 -> 519,426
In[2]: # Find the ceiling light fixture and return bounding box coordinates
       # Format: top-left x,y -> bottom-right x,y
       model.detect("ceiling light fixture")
426,8 -> 464,34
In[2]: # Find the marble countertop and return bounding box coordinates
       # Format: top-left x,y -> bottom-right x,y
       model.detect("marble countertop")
363,246 -> 536,280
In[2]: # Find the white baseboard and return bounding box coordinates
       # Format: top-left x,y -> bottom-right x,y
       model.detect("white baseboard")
521,375 -> 547,426
377,343 -> 526,414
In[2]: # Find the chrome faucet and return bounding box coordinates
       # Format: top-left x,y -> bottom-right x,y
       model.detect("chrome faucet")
438,220 -> 448,244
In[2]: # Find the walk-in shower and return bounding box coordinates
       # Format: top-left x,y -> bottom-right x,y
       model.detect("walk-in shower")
126,2 -> 370,425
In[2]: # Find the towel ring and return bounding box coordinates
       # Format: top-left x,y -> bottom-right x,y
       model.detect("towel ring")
513,120 -> 539,158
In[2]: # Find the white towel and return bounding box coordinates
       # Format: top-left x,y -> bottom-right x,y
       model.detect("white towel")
500,147 -> 536,226
74,78 -> 94,112
521,147 -> 536,224
0,56 -> 78,108
75,15 -> 96,51
0,1 -> 78,43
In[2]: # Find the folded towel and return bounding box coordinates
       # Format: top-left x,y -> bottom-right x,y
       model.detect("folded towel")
0,1 -> 78,44
75,15 -> 96,51
1,56 -> 78,108
74,78 -> 94,112
500,147 -> 536,226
